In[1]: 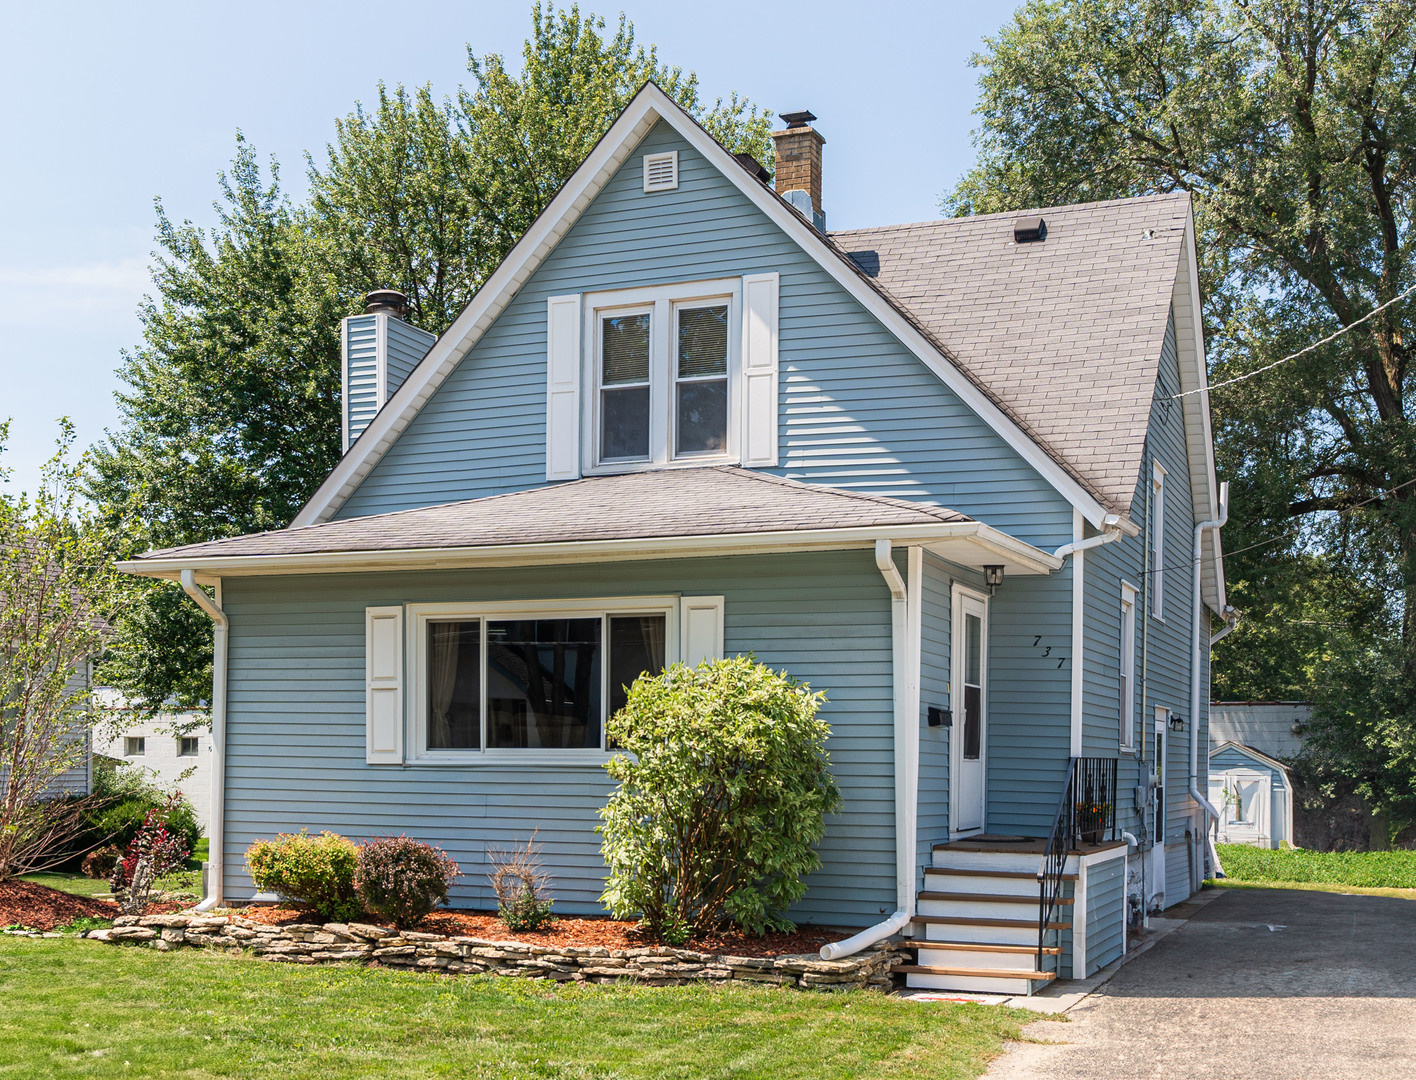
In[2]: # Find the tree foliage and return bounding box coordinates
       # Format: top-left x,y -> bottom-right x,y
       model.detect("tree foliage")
90,5 -> 774,712
597,657 -> 841,941
0,422 -> 122,878
950,0 -> 1416,824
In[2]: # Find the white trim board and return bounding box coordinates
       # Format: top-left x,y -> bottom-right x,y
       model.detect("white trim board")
291,82 -> 1116,532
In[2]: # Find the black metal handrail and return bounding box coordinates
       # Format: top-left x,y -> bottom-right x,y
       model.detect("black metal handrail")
1036,756 -> 1119,970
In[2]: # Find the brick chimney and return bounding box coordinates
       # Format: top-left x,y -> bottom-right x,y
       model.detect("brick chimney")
771,111 -> 825,232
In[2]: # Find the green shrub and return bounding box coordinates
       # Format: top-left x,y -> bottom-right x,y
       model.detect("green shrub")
597,655 -> 841,940
354,835 -> 460,930
246,830 -> 361,922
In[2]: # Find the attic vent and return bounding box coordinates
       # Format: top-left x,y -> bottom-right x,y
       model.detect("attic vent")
1014,216 -> 1047,243
643,151 -> 678,192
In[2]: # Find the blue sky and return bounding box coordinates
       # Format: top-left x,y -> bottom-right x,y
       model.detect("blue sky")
0,0 -> 1022,496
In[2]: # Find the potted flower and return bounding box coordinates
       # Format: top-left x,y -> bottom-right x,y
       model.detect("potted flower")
1074,801 -> 1111,845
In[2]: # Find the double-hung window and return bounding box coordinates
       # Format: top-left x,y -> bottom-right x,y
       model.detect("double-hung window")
588,279 -> 740,471
408,599 -> 675,761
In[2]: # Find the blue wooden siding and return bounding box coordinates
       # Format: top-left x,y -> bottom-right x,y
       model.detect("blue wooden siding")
343,315 -> 380,444
385,316 -> 435,396
1081,313 -> 1201,875
1084,856 -> 1126,974
333,121 -> 1074,550
917,552 -> 951,874
219,549 -> 901,926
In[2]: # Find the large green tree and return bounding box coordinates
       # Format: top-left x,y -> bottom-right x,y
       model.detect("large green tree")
91,4 -> 774,712
949,0 -> 1416,826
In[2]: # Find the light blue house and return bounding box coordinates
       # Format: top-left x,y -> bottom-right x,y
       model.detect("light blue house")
120,84 -> 1229,994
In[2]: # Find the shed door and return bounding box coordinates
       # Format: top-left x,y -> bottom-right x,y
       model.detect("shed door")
951,587 -> 988,835
1219,768 -> 1271,845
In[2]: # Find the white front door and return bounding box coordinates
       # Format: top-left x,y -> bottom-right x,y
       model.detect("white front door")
951,587 -> 988,835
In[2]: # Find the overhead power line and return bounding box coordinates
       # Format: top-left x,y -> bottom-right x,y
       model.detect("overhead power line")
1172,281 -> 1416,400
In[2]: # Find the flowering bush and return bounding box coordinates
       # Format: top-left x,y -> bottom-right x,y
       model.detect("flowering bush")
598,656 -> 840,940
110,795 -> 192,914
246,830 -> 360,922
354,835 -> 460,930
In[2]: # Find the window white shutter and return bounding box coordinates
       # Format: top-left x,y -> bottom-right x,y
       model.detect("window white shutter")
365,606 -> 404,764
680,596 -> 725,669
740,272 -> 779,467
546,294 -> 583,481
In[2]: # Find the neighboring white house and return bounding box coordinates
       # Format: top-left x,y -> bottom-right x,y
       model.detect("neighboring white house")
94,689 -> 212,831
1208,702 -> 1308,849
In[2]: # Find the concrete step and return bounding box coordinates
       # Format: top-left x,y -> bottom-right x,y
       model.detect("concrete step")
900,963 -> 1057,995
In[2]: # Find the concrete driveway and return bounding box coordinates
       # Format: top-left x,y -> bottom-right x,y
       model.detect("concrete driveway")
986,887 -> 1416,1079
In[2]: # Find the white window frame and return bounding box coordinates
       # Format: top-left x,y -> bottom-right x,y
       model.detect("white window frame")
404,596 -> 681,765
177,736 -> 200,757
1151,463 -> 1166,622
124,736 -> 145,757
582,278 -> 742,474
1119,582 -> 1137,751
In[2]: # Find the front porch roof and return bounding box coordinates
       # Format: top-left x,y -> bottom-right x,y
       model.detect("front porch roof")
117,467 -> 1063,582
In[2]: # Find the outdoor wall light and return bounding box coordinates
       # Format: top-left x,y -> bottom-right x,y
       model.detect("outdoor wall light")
1168,713 -> 1186,733
984,565 -> 1005,593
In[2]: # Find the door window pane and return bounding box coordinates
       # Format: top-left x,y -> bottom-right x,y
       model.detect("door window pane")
963,685 -> 981,760
965,613 -> 981,685
601,313 -> 651,460
427,621 -> 481,749
675,304 -> 728,456
487,618 -> 602,749
962,611 -> 982,760
608,615 -> 668,717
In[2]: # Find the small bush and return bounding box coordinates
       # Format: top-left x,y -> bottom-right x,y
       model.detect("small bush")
111,795 -> 192,915
246,830 -> 360,922
598,655 -> 841,940
354,835 -> 460,930
82,844 -> 121,880
489,835 -> 556,932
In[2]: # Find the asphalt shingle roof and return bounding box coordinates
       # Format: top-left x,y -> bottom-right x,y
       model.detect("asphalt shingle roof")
138,467 -> 973,561
829,192 -> 1191,514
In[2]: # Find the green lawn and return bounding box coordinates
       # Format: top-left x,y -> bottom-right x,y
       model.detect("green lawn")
1215,844 -> 1416,892
0,938 -> 1044,1079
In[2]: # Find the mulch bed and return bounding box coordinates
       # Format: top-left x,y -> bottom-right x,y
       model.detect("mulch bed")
239,905 -> 850,958
0,880 -> 187,932
0,880 -> 117,931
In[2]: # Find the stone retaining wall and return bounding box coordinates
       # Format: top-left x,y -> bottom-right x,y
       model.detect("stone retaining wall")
87,914 -> 906,991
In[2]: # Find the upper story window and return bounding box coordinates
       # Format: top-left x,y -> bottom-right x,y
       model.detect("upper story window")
586,279 -> 741,472
1151,463 -> 1166,621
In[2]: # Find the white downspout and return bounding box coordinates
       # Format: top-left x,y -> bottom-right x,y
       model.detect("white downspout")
180,569 -> 227,912
821,539 -> 918,960
1052,517 -> 1128,560
1189,483 -> 1228,883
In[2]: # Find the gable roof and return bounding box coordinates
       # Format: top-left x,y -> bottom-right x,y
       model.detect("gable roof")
121,467 -> 1061,579
1210,740 -> 1292,778
285,82 -> 1221,606
832,194 -> 1190,515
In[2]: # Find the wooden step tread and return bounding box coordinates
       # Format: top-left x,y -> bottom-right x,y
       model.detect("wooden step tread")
909,941 -> 1063,956
926,867 -> 1077,881
912,915 -> 1069,931
899,964 -> 1057,982
918,890 -> 1074,905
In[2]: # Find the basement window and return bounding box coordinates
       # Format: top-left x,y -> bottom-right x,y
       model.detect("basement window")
178,736 -> 200,757
124,736 -> 145,757
642,151 -> 679,192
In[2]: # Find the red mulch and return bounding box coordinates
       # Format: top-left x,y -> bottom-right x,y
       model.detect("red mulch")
0,880 -> 117,931
0,880 -> 187,932
239,905 -> 849,958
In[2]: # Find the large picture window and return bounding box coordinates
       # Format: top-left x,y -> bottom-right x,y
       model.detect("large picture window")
410,600 -> 674,760
586,280 -> 740,471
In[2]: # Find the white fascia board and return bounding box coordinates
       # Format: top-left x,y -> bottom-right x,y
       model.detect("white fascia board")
1172,211 -> 1226,613
115,520 -> 1062,583
292,81 -> 1113,531
1210,740 -> 1291,777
